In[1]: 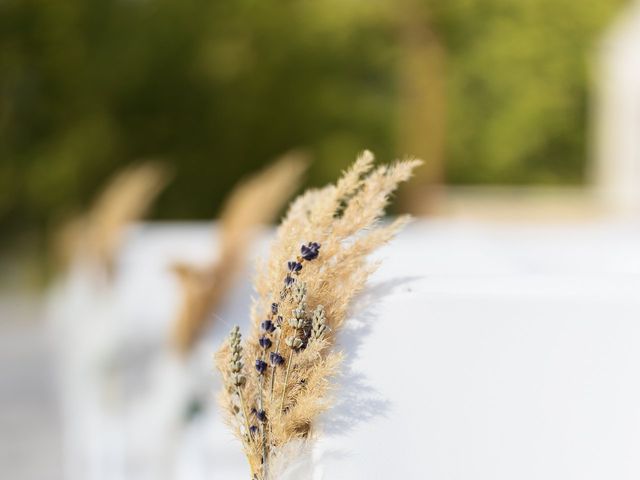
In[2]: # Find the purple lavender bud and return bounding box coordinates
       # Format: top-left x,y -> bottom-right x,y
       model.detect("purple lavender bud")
300,242 -> 320,261
270,352 -> 284,366
271,303 -> 278,314
251,407 -> 257,415
256,410 -> 267,422
249,425 -> 258,435
255,359 -> 267,374
284,275 -> 295,286
261,320 -> 276,333
287,261 -> 303,273
259,336 -> 272,349
276,315 -> 283,325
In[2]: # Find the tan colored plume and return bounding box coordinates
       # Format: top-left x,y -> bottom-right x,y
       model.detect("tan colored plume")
171,152 -> 308,355
215,150 -> 421,479
54,161 -> 170,274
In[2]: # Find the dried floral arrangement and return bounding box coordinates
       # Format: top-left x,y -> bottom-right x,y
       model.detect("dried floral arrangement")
54,162 -> 170,275
215,151 -> 421,479
171,154 -> 307,354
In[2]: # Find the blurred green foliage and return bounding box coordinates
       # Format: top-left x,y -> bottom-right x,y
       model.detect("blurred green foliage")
0,0 -> 397,242
429,0 -> 626,184
0,0 -> 626,243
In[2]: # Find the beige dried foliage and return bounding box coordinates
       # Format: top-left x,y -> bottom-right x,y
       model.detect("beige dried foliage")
54,162 -> 170,274
171,153 -> 308,354
216,151 -> 421,479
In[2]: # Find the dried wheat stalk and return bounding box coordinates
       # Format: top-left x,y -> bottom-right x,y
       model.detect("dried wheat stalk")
216,151 -> 421,479
171,153 -> 307,354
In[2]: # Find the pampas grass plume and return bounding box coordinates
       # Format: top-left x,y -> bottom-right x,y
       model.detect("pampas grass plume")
216,150 -> 421,479
171,153 -> 308,354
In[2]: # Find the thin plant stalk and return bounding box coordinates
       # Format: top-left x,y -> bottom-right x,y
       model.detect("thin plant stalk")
279,349 -> 295,415
259,374 -> 267,480
269,331 -> 282,402
237,387 -> 253,446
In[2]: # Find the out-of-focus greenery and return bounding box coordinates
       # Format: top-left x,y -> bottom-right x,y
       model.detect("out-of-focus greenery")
428,0 -> 626,184
0,0 -> 626,243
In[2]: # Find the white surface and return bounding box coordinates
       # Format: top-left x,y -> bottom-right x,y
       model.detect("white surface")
321,224 -> 640,479
49,220 -> 640,479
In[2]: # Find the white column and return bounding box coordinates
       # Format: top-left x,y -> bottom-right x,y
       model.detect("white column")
594,1 -> 640,216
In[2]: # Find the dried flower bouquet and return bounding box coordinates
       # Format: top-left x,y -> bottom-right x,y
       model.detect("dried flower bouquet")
216,151 -> 421,479
171,154 -> 307,354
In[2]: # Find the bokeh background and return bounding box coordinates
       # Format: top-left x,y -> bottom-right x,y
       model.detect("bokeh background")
2,0 -> 640,478
1,0 -> 628,255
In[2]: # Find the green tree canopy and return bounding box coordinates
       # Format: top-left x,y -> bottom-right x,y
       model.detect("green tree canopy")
0,0 -> 627,245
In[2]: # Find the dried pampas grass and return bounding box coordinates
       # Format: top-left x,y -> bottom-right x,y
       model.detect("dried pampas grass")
54,162 -> 170,274
216,151 -> 421,479
171,153 -> 308,354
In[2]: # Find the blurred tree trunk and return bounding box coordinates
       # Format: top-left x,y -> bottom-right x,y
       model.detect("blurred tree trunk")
396,1 -> 446,215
